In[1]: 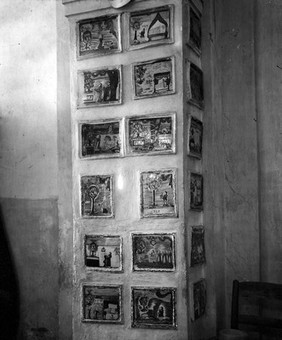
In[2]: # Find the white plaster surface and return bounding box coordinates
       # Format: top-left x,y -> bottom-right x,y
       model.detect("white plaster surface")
0,0 -> 58,199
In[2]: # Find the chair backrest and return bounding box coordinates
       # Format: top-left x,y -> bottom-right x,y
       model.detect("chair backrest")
231,280 -> 282,337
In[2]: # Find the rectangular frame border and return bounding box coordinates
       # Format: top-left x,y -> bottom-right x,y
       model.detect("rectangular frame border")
185,59 -> 204,109
131,232 -> 176,272
81,283 -> 123,324
77,65 -> 123,109
189,171 -> 204,212
186,2 -> 202,56
78,117 -> 125,160
125,5 -> 175,51
131,286 -> 177,329
187,115 -> 203,159
79,173 -> 115,219
132,56 -> 176,100
84,234 -> 123,273
76,13 -> 122,61
139,168 -> 178,219
125,112 -> 176,157
190,225 -> 206,267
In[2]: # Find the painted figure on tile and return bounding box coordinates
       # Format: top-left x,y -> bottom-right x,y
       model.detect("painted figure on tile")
141,170 -> 176,218
132,287 -> 176,329
190,173 -> 203,210
133,57 -> 174,98
132,234 -> 175,271
85,235 -> 121,270
81,122 -> 121,157
79,15 -> 120,57
83,285 -> 121,323
81,175 -> 113,217
129,6 -> 171,47
128,115 -> 174,155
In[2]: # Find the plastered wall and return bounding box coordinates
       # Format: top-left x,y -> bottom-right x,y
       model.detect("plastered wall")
210,0 -> 282,330
0,0 -> 60,338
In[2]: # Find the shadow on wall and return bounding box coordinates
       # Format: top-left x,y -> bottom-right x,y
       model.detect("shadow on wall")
0,205 -> 20,340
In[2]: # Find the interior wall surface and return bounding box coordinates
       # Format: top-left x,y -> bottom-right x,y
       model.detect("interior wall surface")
0,0 -> 59,339
255,0 -> 282,284
213,0 -> 260,328
57,0 -> 73,339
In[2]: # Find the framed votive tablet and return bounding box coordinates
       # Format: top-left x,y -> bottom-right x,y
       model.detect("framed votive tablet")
80,175 -> 114,218
186,61 -> 204,108
190,226 -> 206,267
77,65 -> 122,108
79,119 -> 123,159
132,56 -> 175,99
189,172 -> 203,211
131,287 -> 176,329
84,235 -> 122,272
77,14 -> 122,59
188,5 -> 202,55
188,116 -> 203,159
132,233 -> 175,272
126,112 -> 176,156
192,279 -> 206,321
82,284 -> 123,323
128,5 -> 174,50
140,169 -> 177,218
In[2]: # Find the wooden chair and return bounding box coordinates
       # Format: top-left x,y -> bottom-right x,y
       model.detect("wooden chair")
231,280 -> 282,338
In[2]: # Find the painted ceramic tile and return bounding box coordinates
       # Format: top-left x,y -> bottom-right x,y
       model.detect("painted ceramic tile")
128,5 -> 173,49
78,66 -> 122,107
82,284 -> 122,323
85,235 -> 122,272
193,279 -> 206,320
80,120 -> 122,159
190,172 -> 203,211
133,57 -> 175,99
190,226 -> 206,267
81,175 -> 113,218
131,287 -> 176,329
188,116 -> 203,158
140,169 -> 177,218
188,6 -> 201,54
186,61 -> 204,108
126,113 -> 175,156
77,15 -> 121,58
132,233 -> 175,271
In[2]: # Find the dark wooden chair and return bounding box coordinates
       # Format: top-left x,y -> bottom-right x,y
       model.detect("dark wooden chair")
231,280 -> 282,339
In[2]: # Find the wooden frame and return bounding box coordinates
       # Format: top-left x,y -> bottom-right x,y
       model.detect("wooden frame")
84,235 -> 123,272
77,14 -> 122,60
189,172 -> 203,211
132,233 -> 176,272
80,175 -> 114,218
190,226 -> 206,267
192,279 -> 206,321
126,5 -> 174,50
131,286 -> 177,329
186,60 -> 204,108
132,56 -> 175,100
125,112 -> 176,156
231,280 -> 282,334
82,284 -> 123,323
140,169 -> 177,218
77,65 -> 122,108
79,119 -> 124,160
187,3 -> 202,55
187,116 -> 203,159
